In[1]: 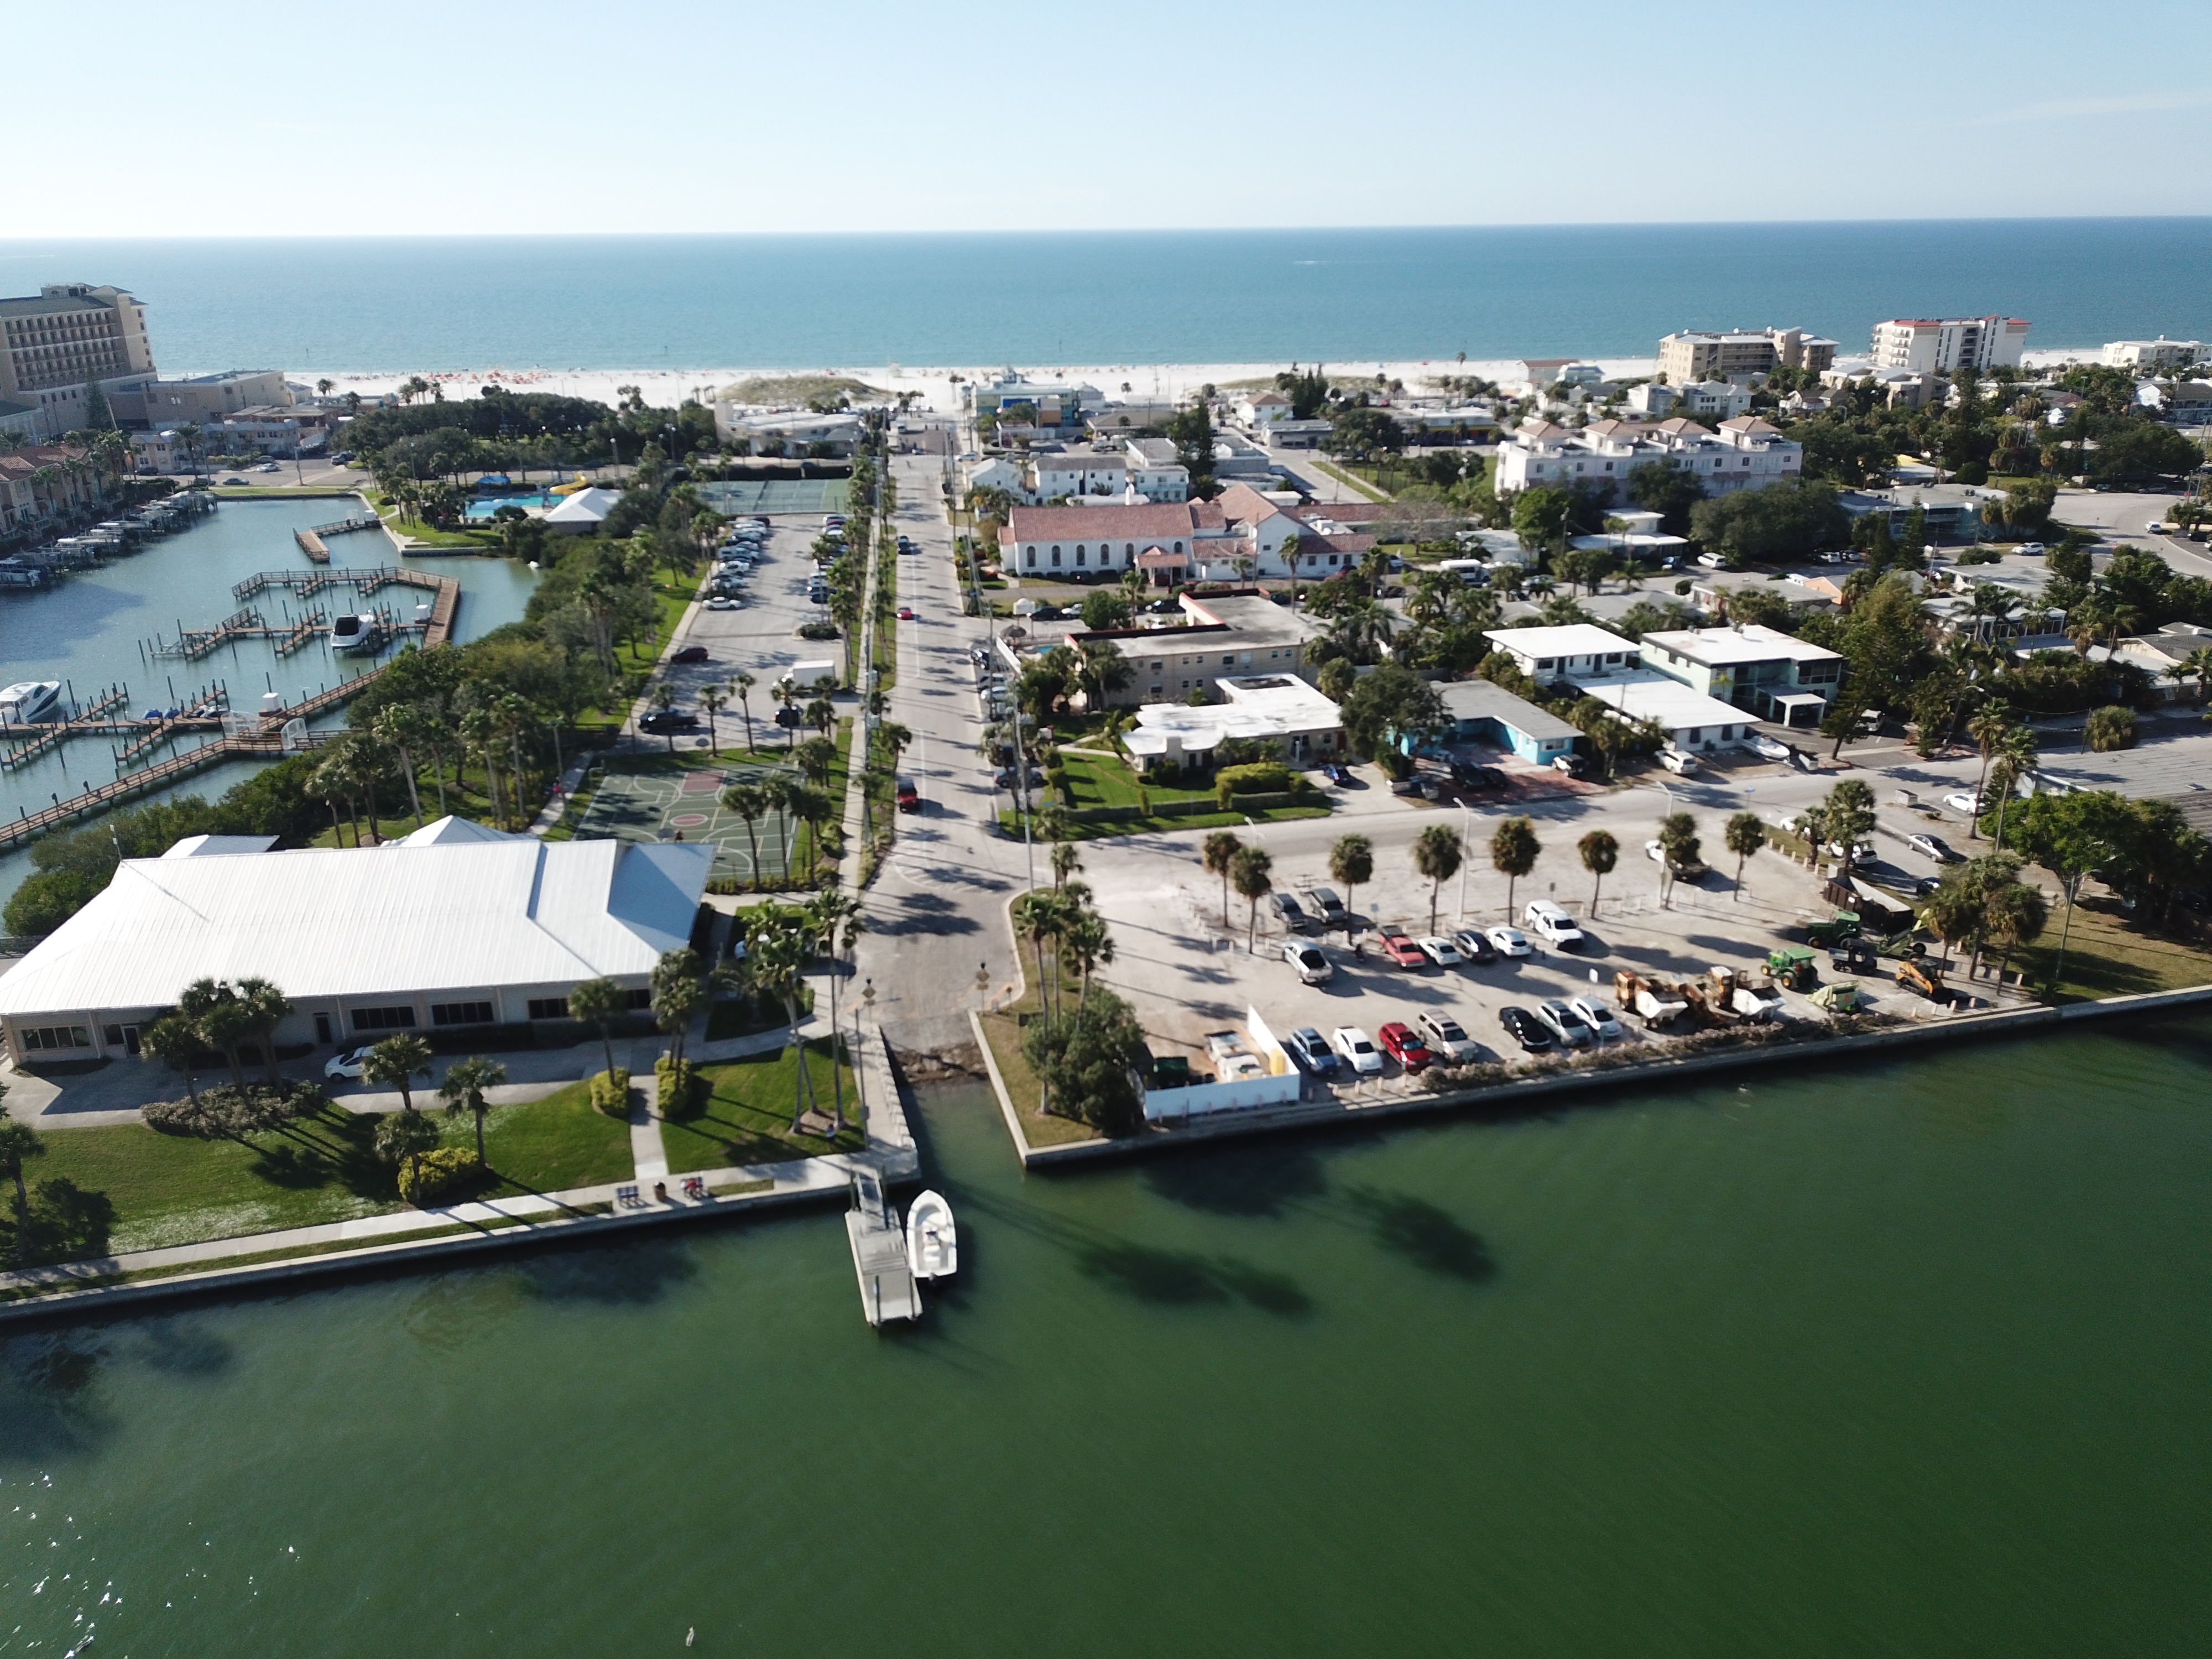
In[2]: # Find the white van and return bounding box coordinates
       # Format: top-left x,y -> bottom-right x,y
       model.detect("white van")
1656,748 -> 1698,775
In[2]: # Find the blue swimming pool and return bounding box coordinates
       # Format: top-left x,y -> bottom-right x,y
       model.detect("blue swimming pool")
465,492 -> 557,520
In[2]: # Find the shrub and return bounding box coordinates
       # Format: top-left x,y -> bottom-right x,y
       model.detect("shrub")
2084,703 -> 2138,752
1212,761 -> 1296,810
654,1056 -> 705,1120
398,1146 -> 483,1206
590,1067 -> 632,1117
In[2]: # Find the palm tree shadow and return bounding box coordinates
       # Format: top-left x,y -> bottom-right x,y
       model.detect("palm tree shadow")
1345,1188 -> 1498,1282
1140,1141 -> 1330,1219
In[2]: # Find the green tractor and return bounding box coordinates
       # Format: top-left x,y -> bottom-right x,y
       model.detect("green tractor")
1804,910 -> 1862,950
1766,945 -> 1819,992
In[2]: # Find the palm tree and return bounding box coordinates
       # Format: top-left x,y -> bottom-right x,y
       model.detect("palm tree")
1655,812 -> 1700,908
793,735 -> 839,790
1051,839 -> 1083,890
375,1109 -> 441,1202
1202,830 -> 1243,929
1983,879 -> 2049,984
363,1032 -> 434,1111
438,1055 -> 507,1164
721,781 -> 769,892
184,979 -> 254,1090
0,1116 -> 45,1267
142,1013 -> 205,1107
1411,822 -> 1463,935
805,697 -> 835,740
1965,700 -> 2016,840
2170,646 -> 2212,706
1724,811 -> 1766,900
1490,816 -> 1540,917
1329,832 -> 1374,941
375,706 -> 429,828
698,685 -> 729,755
1578,829 -> 1619,916
235,977 -> 291,1084
648,682 -> 680,754
1230,845 -> 1274,951
651,949 -> 706,1071
566,977 -> 628,1081
1058,907 -> 1114,1014
731,672 -> 758,753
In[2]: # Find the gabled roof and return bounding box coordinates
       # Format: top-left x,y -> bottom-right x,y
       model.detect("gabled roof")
544,486 -> 622,523
1005,501 -> 1222,539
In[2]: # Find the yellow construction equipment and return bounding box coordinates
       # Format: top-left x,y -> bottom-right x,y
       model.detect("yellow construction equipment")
1895,958 -> 1948,999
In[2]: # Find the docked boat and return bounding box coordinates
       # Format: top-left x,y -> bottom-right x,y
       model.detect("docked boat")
905,1190 -> 958,1281
330,613 -> 381,654
0,680 -> 62,726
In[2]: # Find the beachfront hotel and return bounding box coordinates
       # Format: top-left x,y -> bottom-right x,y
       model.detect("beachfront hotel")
0,283 -> 159,440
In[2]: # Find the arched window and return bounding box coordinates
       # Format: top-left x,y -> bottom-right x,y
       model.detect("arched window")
1124,543 -> 1135,559
1076,546 -> 1087,565
1025,546 -> 1037,568
1051,546 -> 1062,566
1173,541 -> 1184,554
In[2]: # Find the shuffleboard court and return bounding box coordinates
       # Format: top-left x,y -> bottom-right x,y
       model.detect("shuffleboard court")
695,478 -> 852,515
572,761 -> 802,883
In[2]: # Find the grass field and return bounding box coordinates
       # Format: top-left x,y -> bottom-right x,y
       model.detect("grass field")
660,1040 -> 864,1171
1002,801 -> 1331,843
2012,899 -> 2212,1003
472,1081 -> 637,1198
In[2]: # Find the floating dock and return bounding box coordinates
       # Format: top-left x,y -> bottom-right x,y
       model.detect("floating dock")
846,1169 -> 920,1326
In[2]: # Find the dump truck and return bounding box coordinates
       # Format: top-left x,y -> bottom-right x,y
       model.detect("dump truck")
1766,946 -> 1819,992
1895,957 -> 1948,999
1614,969 -> 1689,1028
1680,969 -> 1744,1026
1730,978 -> 1787,1022
1804,911 -> 1862,949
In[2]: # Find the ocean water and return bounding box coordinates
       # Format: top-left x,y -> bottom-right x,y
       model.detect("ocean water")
3,1020 -> 2209,1657
1,220 -> 2208,373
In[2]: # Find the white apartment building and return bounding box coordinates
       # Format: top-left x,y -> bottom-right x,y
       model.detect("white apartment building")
1656,327 -> 1837,385
1123,437 -> 1190,502
1031,450 -> 1128,499
1494,415 -> 1801,503
2103,338 -> 2201,371
1870,316 -> 2030,374
0,283 -> 158,438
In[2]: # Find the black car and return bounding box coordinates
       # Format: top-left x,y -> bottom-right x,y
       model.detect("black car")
1030,604 -> 1065,621
1498,1006 -> 1554,1052
640,711 -> 701,734
994,766 -> 1044,790
1451,761 -> 1505,790
670,645 -> 709,664
1146,597 -> 1181,613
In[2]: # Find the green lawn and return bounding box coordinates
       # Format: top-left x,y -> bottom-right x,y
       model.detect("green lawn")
977,1010 -> 1102,1150
1001,802 -> 1331,842
2012,899 -> 2212,1003
705,985 -> 811,1041
470,1081 -> 637,1197
660,1040 -> 864,1172
1053,751 -> 1217,811
1311,459 -> 1390,502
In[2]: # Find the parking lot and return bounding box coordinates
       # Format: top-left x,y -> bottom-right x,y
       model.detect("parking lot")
1070,747 -> 2034,1088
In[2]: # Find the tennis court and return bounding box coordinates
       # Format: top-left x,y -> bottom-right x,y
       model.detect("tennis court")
695,478 -> 852,515
572,762 -> 802,883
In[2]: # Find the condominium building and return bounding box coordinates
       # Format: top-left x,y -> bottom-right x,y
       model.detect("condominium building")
0,284 -> 158,437
2103,338 -> 2201,371
1493,415 -> 1801,503
1656,327 -> 1837,385
1870,316 -> 2030,374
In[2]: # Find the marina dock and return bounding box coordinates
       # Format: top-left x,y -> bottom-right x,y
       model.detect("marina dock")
846,1169 -> 921,1326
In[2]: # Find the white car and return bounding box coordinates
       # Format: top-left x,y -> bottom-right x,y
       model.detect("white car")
1568,996 -> 1624,1041
1534,999 -> 1594,1047
1416,935 -> 1463,967
1944,791 -> 1985,817
1745,733 -> 1792,762
1522,900 -> 1585,949
254,460 -> 281,472
1283,940 -> 1332,985
1415,1011 -> 1480,1063
325,1045 -> 373,1081
705,596 -> 739,611
1656,748 -> 1699,775
1331,1026 -> 1384,1076
1485,925 -> 1532,958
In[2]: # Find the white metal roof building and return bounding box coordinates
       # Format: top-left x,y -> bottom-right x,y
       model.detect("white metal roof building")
0,820 -> 713,1065
1124,676 -> 1343,768
1576,677 -> 1759,753
1481,624 -> 1643,684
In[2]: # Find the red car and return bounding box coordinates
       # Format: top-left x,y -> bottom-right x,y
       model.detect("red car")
895,778 -> 920,813
1378,931 -> 1427,969
1376,1021 -> 1434,1072
896,606 -> 916,620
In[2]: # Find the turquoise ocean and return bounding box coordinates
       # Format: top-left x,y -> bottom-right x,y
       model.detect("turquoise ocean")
2,220 -> 2209,372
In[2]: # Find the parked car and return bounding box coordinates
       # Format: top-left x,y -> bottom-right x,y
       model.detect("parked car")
1656,747 -> 1699,775
1567,996 -> 1624,1041
1331,1026 -> 1384,1076
639,711 -> 700,734
1376,1021 -> 1434,1073
993,766 -> 1044,790
1308,887 -> 1346,925
1285,1026 -> 1338,1076
1944,791 -> 1986,817
324,1046 -> 374,1081
1498,1006 -> 1553,1051
1270,892 -> 1311,933
1485,925 -> 1532,958
1522,900 -> 1585,949
1645,839 -> 1708,879
1416,935 -> 1463,967
1745,733 -> 1792,762
1415,1011 -> 1479,1063
671,645 -> 709,664
1907,832 -> 1962,863
1534,999 -> 1594,1047
1451,928 -> 1496,964
1551,753 -> 1589,778
1320,762 -> 1349,785
705,596 -> 739,611
896,779 -> 920,813
1378,931 -> 1428,968
1452,761 -> 1506,789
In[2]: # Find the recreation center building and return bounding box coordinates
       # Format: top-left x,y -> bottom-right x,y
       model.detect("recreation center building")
0,817 -> 712,1067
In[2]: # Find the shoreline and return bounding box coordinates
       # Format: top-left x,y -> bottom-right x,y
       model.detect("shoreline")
267,347 -> 2114,416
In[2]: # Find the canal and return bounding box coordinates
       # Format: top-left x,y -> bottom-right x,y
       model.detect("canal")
2,1018 -> 2205,1656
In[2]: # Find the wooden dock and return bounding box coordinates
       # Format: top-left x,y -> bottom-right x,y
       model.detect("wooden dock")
294,529 -> 331,563
845,1169 -> 920,1326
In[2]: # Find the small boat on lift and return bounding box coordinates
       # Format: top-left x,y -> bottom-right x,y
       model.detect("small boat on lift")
330,613 -> 381,654
0,680 -> 62,727
905,1190 -> 957,1281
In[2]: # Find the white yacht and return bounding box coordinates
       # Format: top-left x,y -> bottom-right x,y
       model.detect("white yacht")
905,1190 -> 958,1281
330,613 -> 381,654
0,680 -> 62,726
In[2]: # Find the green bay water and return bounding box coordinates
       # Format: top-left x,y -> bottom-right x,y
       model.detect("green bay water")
3,1022 -> 2209,1657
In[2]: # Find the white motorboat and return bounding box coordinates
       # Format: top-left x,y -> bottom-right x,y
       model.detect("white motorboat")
0,680 -> 62,726
905,1189 -> 958,1281
330,613 -> 381,654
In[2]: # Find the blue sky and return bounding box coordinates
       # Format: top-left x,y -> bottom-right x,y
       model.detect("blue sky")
16,0 -> 2212,236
